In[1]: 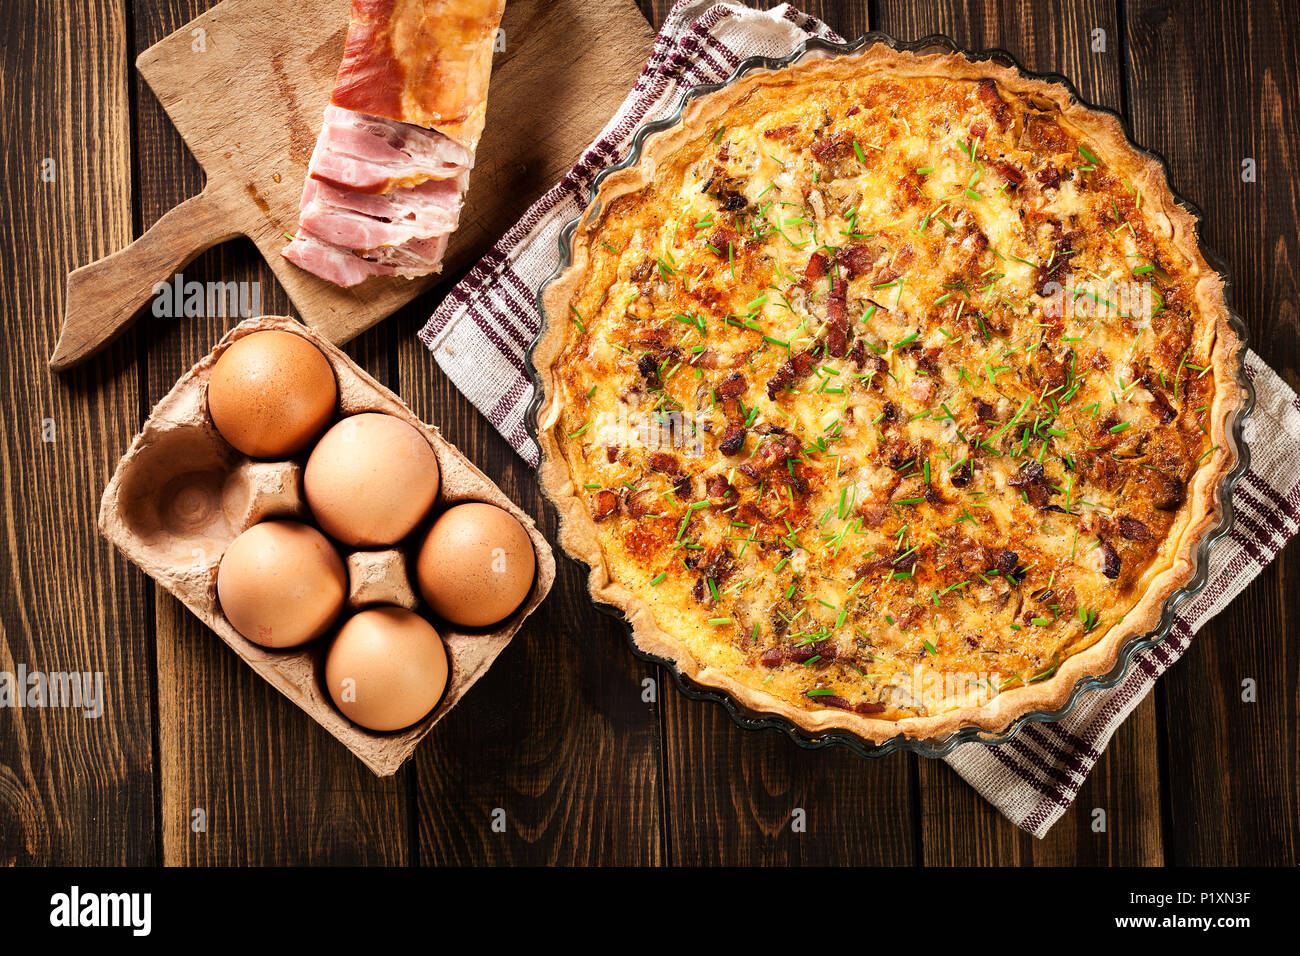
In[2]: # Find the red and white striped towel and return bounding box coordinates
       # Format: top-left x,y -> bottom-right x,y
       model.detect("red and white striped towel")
419,0 -> 1300,837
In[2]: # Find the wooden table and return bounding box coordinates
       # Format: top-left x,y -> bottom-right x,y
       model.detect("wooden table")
2,0 -> 1295,866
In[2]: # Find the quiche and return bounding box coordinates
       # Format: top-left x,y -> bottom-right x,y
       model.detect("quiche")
532,45 -> 1245,742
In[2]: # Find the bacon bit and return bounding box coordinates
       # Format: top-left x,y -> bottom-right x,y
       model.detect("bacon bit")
630,258 -> 654,283
993,161 -> 1026,188
699,546 -> 736,584
1119,517 -> 1153,541
914,347 -> 941,376
702,165 -> 748,211
1099,539 -> 1122,579
976,78 -> 1012,129
766,348 -> 817,399
974,398 -> 996,421
855,701 -> 887,715
836,243 -> 876,278
716,370 -> 747,399
949,459 -> 973,487
739,432 -> 802,481
873,243 -> 914,285
1035,245 -> 1076,296
707,226 -> 738,255
760,647 -> 785,667
1028,483 -> 1053,508
969,121 -> 988,139
804,251 -> 829,284
691,577 -> 708,603
1006,460 -> 1050,507
845,106 -> 861,117
1055,586 -> 1077,616
847,339 -> 866,370
789,639 -> 837,664
1025,114 -> 1069,153
810,132 -> 853,161
606,446 -> 620,463
1036,165 -> 1061,190
814,694 -> 852,710
719,421 -> 746,456
885,437 -> 917,471
706,473 -> 735,502
896,172 -> 923,206
590,490 -> 618,521
858,502 -> 889,528
896,605 -> 923,630
1008,460 -> 1045,487
647,451 -> 682,476
623,489 -> 655,518
636,353 -> 660,384
1149,388 -> 1177,424
992,549 -> 1019,574
892,548 -> 919,573
1152,474 -> 1185,512
763,123 -> 798,139
826,277 -> 849,358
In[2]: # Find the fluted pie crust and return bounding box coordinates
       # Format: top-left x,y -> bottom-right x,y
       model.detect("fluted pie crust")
533,45 -> 1244,743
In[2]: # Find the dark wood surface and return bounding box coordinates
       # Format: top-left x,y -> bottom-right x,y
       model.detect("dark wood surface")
1,0 -> 1295,866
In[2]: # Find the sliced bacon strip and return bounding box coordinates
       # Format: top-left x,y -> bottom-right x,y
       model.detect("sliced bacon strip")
306,106 -> 473,194
976,78 -> 1012,129
296,176 -> 464,250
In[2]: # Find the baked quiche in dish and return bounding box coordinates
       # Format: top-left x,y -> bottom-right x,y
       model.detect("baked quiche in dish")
531,42 -> 1247,743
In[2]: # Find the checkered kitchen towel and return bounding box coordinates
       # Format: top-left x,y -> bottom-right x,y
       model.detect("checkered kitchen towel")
419,0 -> 1300,837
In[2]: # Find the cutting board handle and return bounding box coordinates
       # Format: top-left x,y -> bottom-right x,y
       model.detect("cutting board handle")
50,188 -> 244,370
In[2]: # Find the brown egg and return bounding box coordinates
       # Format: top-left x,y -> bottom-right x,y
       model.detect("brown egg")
207,330 -> 338,458
304,413 -> 441,547
217,520 -> 347,648
325,607 -> 449,731
416,502 -> 535,627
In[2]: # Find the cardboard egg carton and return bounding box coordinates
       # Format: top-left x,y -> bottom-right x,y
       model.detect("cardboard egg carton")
99,316 -> 555,775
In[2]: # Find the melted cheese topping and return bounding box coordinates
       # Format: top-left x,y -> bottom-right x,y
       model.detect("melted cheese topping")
551,70 -> 1218,720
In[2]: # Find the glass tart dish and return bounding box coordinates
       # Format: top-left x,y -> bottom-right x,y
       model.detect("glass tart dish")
526,34 -> 1254,757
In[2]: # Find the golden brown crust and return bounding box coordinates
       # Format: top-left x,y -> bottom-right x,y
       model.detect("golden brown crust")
533,44 -> 1245,742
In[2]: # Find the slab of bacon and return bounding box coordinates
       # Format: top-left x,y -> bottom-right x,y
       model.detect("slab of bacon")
283,0 -> 506,288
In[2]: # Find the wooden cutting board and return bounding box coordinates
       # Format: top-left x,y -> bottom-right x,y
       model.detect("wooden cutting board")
50,0 -> 656,369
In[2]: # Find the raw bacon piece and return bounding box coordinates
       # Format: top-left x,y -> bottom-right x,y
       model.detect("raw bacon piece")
283,229 -> 449,287
297,176 -> 464,251
282,0 -> 505,287
307,106 -> 473,194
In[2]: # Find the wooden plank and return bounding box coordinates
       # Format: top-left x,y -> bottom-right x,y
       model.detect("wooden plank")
0,0 -> 157,866
399,296 -> 665,863
132,0 -> 408,865
1125,0 -> 1300,866
868,0 -> 1163,863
